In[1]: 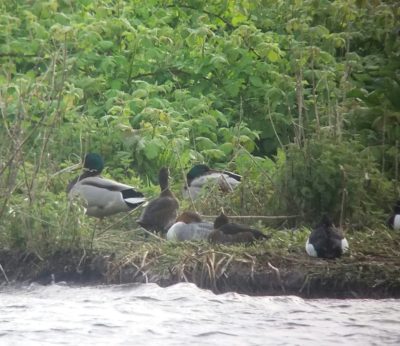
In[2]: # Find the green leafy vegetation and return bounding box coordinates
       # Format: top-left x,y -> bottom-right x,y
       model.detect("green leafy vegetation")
0,0 -> 399,258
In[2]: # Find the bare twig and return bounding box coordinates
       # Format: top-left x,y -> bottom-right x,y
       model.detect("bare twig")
76,248 -> 87,274
395,140 -> 399,192
0,53 -> 38,58
268,262 -> 285,293
201,214 -> 300,220
96,204 -> 145,236
339,165 -> 347,231
0,264 -> 9,284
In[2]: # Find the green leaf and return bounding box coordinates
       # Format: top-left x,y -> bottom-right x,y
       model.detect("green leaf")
195,137 -> 217,150
144,140 -> 160,160
231,13 -> 247,26
219,142 -> 234,155
267,50 -> 279,62
201,149 -> 226,160
132,89 -> 149,99
98,40 -> 114,51
249,76 -> 264,87
110,80 -> 122,90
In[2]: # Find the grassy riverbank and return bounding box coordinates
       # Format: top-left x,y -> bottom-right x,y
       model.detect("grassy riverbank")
1,221 -> 399,299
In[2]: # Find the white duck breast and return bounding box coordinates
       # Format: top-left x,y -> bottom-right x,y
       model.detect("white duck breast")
341,238 -> 349,253
184,173 -> 241,199
69,176 -> 145,217
305,236 -> 348,258
394,215 -> 400,230
305,238 -> 318,257
166,222 -> 214,241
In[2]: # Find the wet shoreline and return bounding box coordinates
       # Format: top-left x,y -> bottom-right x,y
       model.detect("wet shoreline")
1,248 -> 399,299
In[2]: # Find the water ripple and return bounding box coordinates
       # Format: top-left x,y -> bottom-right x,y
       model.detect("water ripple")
0,283 -> 399,345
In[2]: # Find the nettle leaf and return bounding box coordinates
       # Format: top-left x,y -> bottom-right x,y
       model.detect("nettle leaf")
266,86 -> 284,101
210,54 -> 228,66
218,127 -> 233,142
249,75 -> 264,87
239,135 -> 255,152
6,85 -> 19,95
232,13 -> 248,26
201,149 -> 226,160
50,23 -> 74,41
110,79 -> 122,90
201,115 -> 218,128
224,79 -> 243,97
132,89 -> 149,99
98,40 -> 114,51
219,142 -> 234,155
129,98 -> 147,114
346,88 -> 368,99
239,126 -> 260,140
143,139 -> 161,160
195,136 -> 217,150
267,50 -> 280,62
210,110 -> 229,125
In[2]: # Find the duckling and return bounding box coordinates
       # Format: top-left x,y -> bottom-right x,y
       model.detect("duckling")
137,167 -> 179,234
387,200 -> 400,230
67,153 -> 145,218
305,215 -> 349,259
183,164 -> 241,200
208,209 -> 269,244
166,211 -> 214,241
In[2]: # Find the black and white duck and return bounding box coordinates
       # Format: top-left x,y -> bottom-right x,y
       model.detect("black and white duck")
387,200 -> 400,231
305,215 -> 349,259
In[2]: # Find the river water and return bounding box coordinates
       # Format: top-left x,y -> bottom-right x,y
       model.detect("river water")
0,282 -> 399,345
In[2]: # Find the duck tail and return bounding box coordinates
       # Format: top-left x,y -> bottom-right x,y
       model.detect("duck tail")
252,229 -> 271,240
122,189 -> 146,207
222,170 -> 241,181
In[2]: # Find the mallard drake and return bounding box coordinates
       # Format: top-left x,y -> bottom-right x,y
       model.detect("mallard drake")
305,215 -> 349,259
137,167 -> 179,234
387,200 -> 400,230
166,211 -> 214,241
183,164 -> 241,200
67,153 -> 146,218
208,209 -> 269,244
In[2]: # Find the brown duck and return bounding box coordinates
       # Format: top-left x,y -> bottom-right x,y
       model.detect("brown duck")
208,209 -> 269,244
137,167 -> 179,234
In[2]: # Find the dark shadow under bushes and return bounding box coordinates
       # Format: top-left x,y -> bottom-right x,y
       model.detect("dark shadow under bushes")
273,138 -> 395,227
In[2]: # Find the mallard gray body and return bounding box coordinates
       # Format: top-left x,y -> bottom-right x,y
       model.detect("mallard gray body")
137,167 -> 179,234
166,211 -> 213,241
67,153 -> 145,218
183,164 -> 241,200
